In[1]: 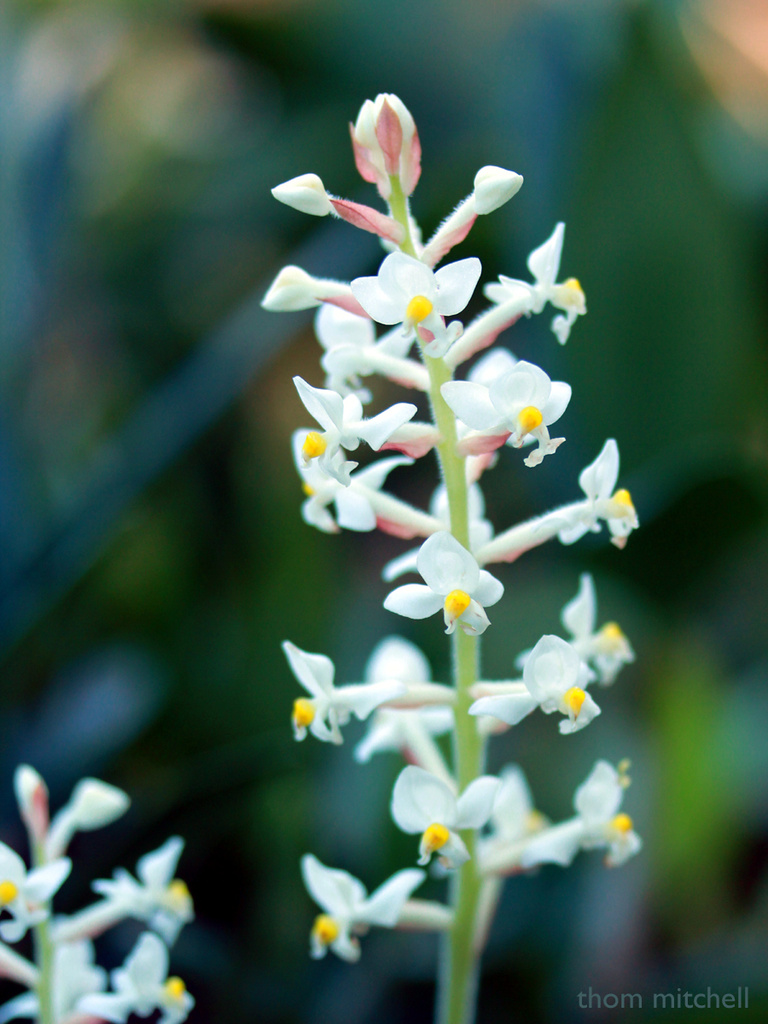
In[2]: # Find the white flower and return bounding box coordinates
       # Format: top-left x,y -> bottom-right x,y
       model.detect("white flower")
351,252 -> 482,358
46,778 -> 130,859
316,304 -> 429,399
283,641 -> 406,744
350,94 -> 421,200
470,635 -> 599,735
520,761 -> 641,869
0,843 -> 70,943
557,439 -> 639,548
294,376 -> 417,485
78,932 -> 193,1024
391,766 -> 500,869
484,223 -> 586,344
53,940 -> 108,1021
91,838 -> 193,946
301,854 -> 425,962
384,531 -> 503,636
477,766 -> 548,874
442,360 -> 571,466
561,574 -> 635,685
292,430 -> 426,536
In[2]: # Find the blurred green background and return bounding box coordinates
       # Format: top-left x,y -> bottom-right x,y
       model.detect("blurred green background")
1,0 -> 767,1021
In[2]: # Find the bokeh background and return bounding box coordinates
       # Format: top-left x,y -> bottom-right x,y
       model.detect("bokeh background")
1,0 -> 767,1021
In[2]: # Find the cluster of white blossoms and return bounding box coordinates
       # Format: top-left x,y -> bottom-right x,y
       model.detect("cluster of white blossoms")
0,766 -> 194,1024
264,93 -> 641,1012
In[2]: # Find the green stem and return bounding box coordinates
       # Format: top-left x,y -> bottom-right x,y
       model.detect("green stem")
31,841 -> 54,1024
388,183 -> 488,1024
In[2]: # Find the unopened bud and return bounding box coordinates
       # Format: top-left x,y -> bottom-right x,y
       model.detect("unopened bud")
473,166 -> 523,215
271,174 -> 333,217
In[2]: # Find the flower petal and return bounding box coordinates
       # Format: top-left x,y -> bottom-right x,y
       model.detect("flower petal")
384,584 -> 443,620
441,382 -> 500,431
433,258 -> 482,315
416,532 -> 479,596
361,868 -> 425,926
455,776 -> 501,830
282,641 -> 335,698
391,766 -> 457,834
301,854 -> 367,917
527,223 -> 564,288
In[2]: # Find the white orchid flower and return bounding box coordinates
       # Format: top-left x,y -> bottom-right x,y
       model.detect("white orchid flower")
78,932 -> 193,1024
301,854 -> 425,962
470,635 -> 599,735
315,304 -> 429,399
484,223 -> 586,344
0,843 -> 70,944
293,376 -> 417,486
557,439 -> 639,548
283,641 -> 406,745
351,252 -> 482,358
442,360 -> 571,466
83,838 -> 193,947
520,761 -> 642,869
391,766 -> 500,869
561,574 -> 635,686
384,532 -> 503,636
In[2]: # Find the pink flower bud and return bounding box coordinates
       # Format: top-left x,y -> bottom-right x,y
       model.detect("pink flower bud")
350,94 -> 421,200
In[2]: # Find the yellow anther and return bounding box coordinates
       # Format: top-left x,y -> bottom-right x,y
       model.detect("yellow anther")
163,977 -> 187,1002
0,881 -> 17,905
405,295 -> 433,325
601,622 -> 624,642
421,823 -> 450,855
293,698 -> 315,728
611,813 -> 633,834
167,879 -> 192,910
312,914 -> 339,946
444,590 -> 471,619
302,482 -> 315,497
517,406 -> 543,435
563,686 -> 586,717
526,810 -> 547,834
611,488 -> 635,512
302,431 -> 327,460
563,278 -> 585,303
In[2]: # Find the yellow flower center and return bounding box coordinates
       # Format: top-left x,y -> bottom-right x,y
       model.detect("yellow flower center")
611,813 -> 633,835
611,488 -> 635,513
405,295 -> 433,324
563,278 -> 585,303
563,686 -> 586,718
444,590 -> 471,619
598,621 -> 626,652
293,698 -> 316,728
517,406 -> 543,434
526,810 -> 547,834
312,914 -> 340,946
166,879 -> 192,912
0,881 -> 17,905
421,823 -> 450,855
163,977 -> 187,1002
302,431 -> 327,460
302,482 -> 315,497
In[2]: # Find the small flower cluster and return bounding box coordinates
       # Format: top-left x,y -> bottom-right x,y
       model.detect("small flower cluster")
265,94 -> 641,1016
0,766 -> 194,1024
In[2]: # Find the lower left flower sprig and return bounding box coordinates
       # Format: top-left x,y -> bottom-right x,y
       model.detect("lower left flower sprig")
0,765 -> 194,1024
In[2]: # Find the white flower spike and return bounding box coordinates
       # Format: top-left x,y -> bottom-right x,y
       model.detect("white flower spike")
78,932 -> 193,1024
283,641 -> 406,745
351,252 -> 482,358
384,531 -> 503,636
442,359 -> 571,466
391,766 -> 500,869
301,855 -> 425,962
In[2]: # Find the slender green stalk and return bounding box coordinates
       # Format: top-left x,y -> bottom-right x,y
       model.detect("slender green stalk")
387,183 -> 488,1024
31,840 -> 54,1024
